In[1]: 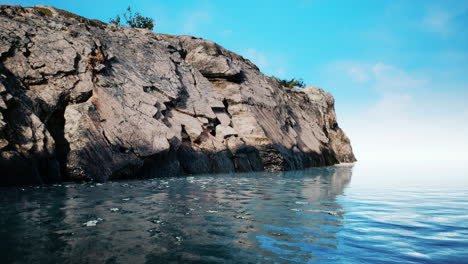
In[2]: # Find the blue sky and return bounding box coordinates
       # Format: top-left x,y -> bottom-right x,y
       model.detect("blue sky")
3,0 -> 468,161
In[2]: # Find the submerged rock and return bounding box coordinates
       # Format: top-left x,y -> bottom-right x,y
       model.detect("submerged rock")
0,5 -> 355,185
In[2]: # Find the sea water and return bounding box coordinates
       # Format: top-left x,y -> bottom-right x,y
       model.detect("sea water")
1,161 -> 467,263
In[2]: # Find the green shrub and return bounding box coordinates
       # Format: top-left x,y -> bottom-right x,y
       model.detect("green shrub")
109,6 -> 154,31
273,77 -> 306,89
109,15 -> 121,26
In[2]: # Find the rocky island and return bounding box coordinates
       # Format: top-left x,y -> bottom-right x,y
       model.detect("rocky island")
0,5 -> 355,185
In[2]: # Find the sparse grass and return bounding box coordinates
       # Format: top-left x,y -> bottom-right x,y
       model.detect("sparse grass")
273,77 -> 306,89
34,7 -> 53,18
55,8 -> 107,29
160,33 -> 175,39
88,19 -> 107,29
56,8 -> 86,21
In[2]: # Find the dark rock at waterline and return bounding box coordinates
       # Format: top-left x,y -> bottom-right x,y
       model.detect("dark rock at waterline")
0,5 -> 355,185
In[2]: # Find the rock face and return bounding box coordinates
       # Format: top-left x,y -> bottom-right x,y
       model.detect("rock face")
0,5 -> 355,185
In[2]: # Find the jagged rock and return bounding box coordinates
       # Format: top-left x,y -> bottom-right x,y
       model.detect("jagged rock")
0,5 -> 355,185
216,125 -> 238,140
179,36 -> 242,78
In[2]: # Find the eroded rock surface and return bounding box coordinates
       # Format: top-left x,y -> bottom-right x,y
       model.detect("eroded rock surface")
0,5 -> 355,185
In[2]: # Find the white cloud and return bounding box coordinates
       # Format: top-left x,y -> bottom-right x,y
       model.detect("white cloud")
422,7 -> 453,35
372,62 -> 427,92
328,60 -> 468,162
421,4 -> 468,36
328,61 -> 427,91
368,93 -> 412,119
326,61 -> 371,83
341,92 -> 468,162
348,66 -> 370,83
182,11 -> 211,35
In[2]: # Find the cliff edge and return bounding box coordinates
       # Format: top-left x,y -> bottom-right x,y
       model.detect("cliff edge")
0,5 -> 355,185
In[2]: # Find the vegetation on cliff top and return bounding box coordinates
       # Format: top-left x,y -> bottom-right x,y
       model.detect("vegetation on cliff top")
34,7 -> 53,17
109,6 -> 154,31
273,77 -> 306,89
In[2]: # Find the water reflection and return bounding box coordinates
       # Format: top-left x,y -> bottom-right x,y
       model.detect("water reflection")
0,166 -> 352,263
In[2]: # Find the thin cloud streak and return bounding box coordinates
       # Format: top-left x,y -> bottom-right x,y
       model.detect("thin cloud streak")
421,3 -> 468,36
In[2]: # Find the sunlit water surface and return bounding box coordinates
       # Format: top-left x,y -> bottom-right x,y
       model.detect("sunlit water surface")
1,161 -> 467,263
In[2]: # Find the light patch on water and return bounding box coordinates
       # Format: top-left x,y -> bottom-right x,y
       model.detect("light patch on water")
353,227 -> 415,237
333,162 -> 355,167
404,251 -> 431,259
305,209 -> 340,216
83,218 -> 103,227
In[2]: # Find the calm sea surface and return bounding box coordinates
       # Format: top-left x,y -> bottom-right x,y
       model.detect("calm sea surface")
1,161 -> 467,263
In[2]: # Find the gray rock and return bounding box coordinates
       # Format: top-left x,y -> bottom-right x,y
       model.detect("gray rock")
0,5 -> 355,185
215,125 -> 238,140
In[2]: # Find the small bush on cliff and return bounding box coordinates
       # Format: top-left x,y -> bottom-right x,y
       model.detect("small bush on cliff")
109,6 -> 154,31
273,77 -> 306,89
34,7 -> 53,18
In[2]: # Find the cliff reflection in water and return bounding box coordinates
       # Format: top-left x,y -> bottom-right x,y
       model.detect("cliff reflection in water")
0,166 -> 352,263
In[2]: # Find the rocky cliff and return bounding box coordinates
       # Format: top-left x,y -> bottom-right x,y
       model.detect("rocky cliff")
0,5 -> 355,185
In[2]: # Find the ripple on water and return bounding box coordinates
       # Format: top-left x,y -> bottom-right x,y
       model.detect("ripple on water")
0,166 -> 467,263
